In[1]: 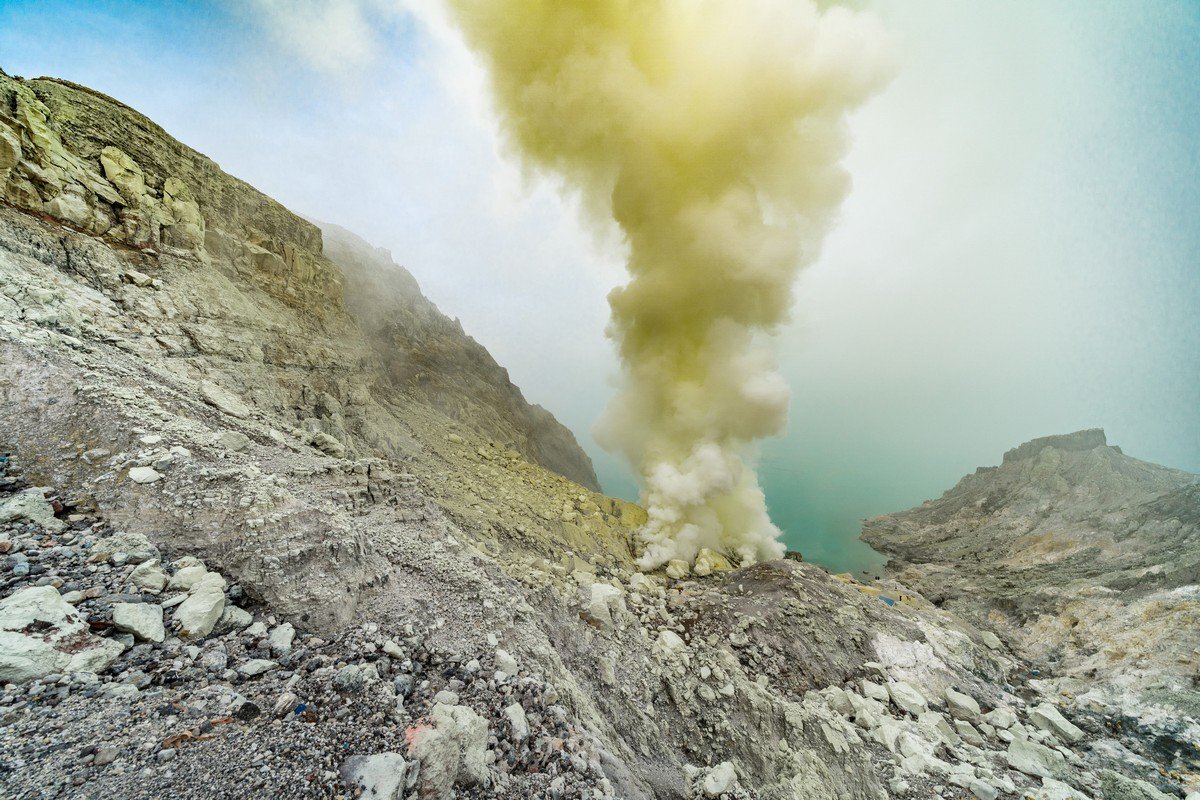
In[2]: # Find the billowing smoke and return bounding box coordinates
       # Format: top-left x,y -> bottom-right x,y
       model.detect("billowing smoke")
445,0 -> 892,569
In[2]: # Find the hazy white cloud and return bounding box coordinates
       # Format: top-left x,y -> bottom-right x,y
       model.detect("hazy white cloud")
245,0 -> 393,76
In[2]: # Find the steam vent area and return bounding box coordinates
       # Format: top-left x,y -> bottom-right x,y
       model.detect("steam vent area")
1,58 -> 1198,800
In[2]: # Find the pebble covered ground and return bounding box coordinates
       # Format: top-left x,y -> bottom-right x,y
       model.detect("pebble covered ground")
0,456 -> 617,800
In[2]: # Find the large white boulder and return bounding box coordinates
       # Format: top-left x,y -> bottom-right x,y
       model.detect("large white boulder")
200,380 -> 250,419
129,560 -> 167,593
504,702 -> 529,741
0,586 -> 124,682
173,576 -> 226,638
945,687 -> 981,721
167,564 -> 208,591
127,466 -> 161,484
887,681 -> 929,716
702,762 -> 738,797
268,622 -> 295,654
340,752 -> 408,800
1028,703 -> 1085,744
585,582 -> 622,630
1006,737 -> 1069,780
410,703 -> 490,797
0,489 -> 65,533
984,706 -> 1018,729
494,648 -> 518,678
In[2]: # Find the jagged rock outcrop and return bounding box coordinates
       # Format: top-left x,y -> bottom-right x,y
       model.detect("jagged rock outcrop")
863,429 -> 1200,781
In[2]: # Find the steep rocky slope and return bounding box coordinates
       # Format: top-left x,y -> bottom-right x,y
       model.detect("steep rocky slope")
863,430 -> 1200,782
1,71 -> 1196,800
0,69 -> 597,492
319,221 -> 599,491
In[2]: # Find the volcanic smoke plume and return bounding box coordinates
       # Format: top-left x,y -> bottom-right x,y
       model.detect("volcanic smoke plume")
447,0 -> 892,568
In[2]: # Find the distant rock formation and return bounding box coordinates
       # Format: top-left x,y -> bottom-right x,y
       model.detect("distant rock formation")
863,429 -> 1200,772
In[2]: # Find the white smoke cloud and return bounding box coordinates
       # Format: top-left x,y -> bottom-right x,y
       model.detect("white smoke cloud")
443,0 -> 894,569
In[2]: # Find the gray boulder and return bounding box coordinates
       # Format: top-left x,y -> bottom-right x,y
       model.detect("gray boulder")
113,602 -> 164,643
173,574 -> 226,638
1006,737 -> 1068,780
1028,703 -> 1085,744
1099,770 -> 1175,800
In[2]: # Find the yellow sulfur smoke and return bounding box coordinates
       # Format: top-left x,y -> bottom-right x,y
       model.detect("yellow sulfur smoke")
446,0 -> 892,569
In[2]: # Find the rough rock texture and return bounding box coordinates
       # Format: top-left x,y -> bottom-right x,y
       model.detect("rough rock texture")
1,72 -> 1195,800
863,429 -> 1200,783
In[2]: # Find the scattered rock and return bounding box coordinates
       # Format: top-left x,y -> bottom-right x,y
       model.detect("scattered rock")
1028,702 -> 1085,744
127,466 -> 161,484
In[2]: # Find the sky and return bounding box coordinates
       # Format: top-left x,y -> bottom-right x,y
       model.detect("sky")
2,0 -> 1197,573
